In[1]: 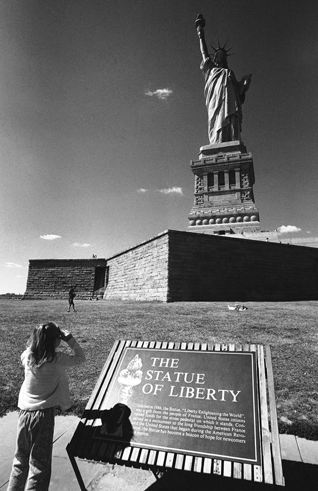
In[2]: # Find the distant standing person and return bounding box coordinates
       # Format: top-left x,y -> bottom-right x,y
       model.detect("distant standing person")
7,322 -> 86,490
68,286 -> 76,312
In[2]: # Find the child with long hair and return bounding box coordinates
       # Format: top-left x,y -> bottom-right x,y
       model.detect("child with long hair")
8,322 -> 86,491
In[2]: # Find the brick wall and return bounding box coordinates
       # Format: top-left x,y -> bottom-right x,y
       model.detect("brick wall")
104,233 -> 169,301
24,259 -> 106,299
167,230 -> 318,301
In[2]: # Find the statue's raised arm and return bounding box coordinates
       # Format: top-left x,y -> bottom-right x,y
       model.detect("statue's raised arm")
195,13 -> 252,145
195,14 -> 209,63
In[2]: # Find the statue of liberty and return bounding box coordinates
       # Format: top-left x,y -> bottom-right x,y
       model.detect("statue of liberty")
195,14 -> 252,144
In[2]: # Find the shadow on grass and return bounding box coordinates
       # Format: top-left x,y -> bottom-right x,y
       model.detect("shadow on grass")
144,461 -> 318,490
279,421 -> 318,440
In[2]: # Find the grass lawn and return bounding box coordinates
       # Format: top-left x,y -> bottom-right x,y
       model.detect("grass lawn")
0,299 -> 317,439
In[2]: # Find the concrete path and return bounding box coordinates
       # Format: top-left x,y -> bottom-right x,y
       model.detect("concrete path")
0,412 -> 317,490
0,412 -> 156,491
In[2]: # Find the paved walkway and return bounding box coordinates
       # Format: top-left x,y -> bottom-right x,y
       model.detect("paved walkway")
0,412 -> 317,490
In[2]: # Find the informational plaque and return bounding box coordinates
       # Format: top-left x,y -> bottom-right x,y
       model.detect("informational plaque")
100,348 -> 261,465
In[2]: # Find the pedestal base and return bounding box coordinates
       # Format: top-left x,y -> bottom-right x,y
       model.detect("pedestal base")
199,140 -> 246,159
188,220 -> 261,236
188,141 -> 260,234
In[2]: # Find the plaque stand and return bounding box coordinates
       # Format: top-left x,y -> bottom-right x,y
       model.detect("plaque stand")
66,340 -> 285,488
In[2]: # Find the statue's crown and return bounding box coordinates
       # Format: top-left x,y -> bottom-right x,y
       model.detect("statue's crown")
211,41 -> 232,57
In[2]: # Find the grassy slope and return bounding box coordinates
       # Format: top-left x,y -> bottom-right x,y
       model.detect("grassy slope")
0,299 -> 317,439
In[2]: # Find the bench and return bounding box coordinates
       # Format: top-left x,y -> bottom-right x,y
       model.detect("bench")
67,340 -> 285,488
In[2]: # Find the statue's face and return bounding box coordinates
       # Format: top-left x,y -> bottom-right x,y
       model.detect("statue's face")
214,50 -> 228,68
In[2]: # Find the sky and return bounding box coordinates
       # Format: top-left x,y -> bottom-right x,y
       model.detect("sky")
1,0 -> 318,293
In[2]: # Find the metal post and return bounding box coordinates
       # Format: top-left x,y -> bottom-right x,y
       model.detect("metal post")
66,444 -> 87,491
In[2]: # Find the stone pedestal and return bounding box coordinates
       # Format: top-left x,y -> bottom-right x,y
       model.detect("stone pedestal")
188,141 -> 260,234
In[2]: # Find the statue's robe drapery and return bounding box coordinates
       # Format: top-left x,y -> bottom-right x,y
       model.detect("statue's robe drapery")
201,58 -> 243,144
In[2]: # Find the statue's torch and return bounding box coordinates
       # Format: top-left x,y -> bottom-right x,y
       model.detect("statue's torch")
117,354 -> 143,404
195,13 -> 205,32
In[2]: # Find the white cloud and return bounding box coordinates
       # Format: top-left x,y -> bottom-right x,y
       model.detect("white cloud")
277,225 -> 301,234
145,88 -> 173,100
40,234 -> 62,241
72,242 -> 91,248
137,186 -> 184,195
5,262 -> 22,268
157,186 -> 184,195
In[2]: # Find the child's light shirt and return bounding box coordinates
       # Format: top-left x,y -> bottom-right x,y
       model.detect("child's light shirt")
18,338 -> 85,411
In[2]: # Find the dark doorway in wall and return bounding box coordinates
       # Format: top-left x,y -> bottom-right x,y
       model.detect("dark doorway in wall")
93,266 -> 106,293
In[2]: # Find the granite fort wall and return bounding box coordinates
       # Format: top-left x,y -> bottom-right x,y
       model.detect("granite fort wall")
24,231 -> 318,302
24,259 -> 106,299
167,230 -> 318,301
104,233 -> 169,301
